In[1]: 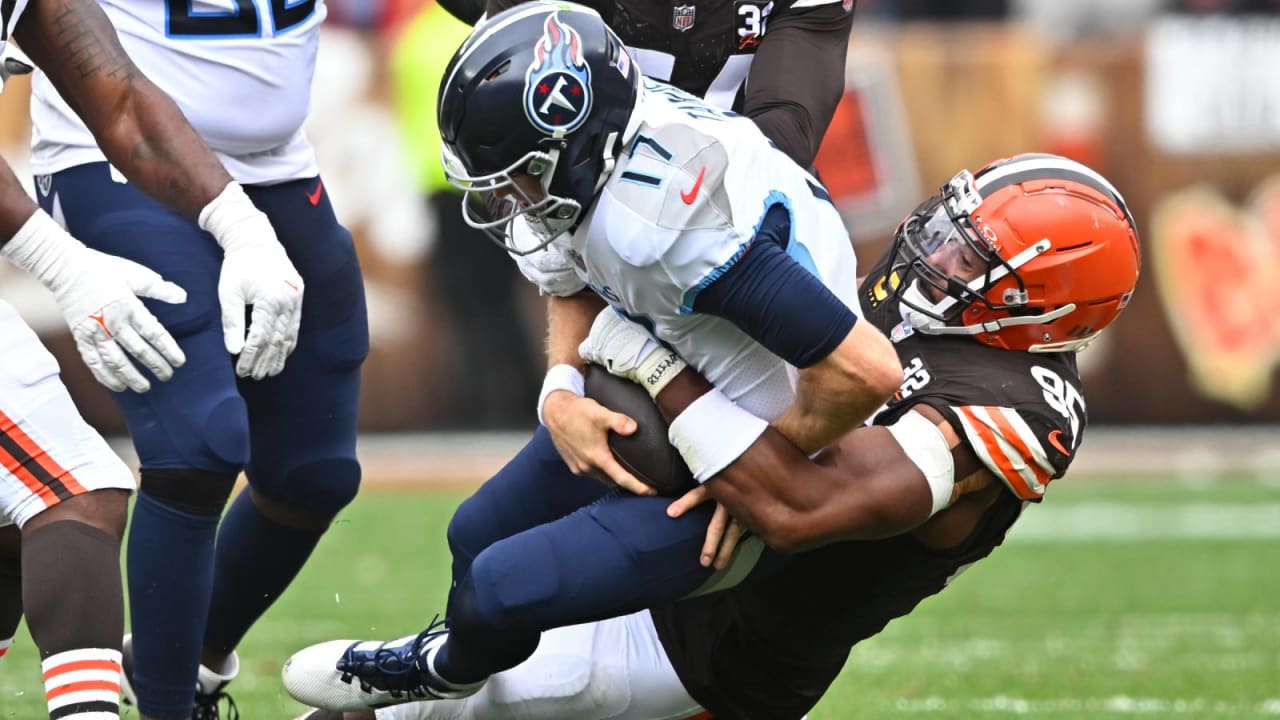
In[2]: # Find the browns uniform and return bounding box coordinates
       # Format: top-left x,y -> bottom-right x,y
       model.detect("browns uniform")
438,0 -> 856,166
649,258 -> 1085,719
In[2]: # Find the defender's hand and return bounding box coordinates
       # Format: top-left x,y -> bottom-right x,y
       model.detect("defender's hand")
578,308 -> 685,398
542,391 -> 655,496
2,211 -> 187,393
200,183 -> 304,380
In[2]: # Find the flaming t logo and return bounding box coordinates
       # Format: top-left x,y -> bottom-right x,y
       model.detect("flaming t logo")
524,12 -> 593,135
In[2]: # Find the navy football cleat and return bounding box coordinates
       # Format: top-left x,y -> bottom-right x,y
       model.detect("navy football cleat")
282,619 -> 483,712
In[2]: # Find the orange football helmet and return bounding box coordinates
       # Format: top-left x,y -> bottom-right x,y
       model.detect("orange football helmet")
887,153 -> 1141,352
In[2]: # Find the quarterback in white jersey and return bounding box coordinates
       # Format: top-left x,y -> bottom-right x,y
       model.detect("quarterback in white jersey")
28,1 -> 369,719
280,4 -> 899,715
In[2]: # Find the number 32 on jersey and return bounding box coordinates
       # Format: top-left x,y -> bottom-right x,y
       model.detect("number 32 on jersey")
167,0 -> 317,38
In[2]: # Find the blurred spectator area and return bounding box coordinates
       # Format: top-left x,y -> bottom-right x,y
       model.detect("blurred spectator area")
2,2 -> 1280,431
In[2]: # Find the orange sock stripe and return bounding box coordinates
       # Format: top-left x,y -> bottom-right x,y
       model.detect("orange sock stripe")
43,659 -> 122,681
45,679 -> 120,701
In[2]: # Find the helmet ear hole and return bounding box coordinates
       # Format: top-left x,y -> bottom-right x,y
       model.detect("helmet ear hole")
484,59 -> 512,83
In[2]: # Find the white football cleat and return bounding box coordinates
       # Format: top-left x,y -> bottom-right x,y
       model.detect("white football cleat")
282,622 -> 483,712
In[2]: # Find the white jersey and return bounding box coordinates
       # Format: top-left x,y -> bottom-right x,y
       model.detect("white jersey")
537,79 -> 861,421
30,0 -> 326,184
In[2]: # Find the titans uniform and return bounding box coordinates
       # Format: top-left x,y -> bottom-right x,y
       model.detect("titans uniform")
528,77 -> 859,422
648,256 -> 1084,719
30,0 -> 325,183
27,2 -> 368,717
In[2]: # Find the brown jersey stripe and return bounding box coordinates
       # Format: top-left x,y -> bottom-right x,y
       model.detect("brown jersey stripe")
49,700 -> 120,720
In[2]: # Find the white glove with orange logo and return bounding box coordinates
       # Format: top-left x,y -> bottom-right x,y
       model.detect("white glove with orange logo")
2,209 -> 187,393
200,182 -> 304,381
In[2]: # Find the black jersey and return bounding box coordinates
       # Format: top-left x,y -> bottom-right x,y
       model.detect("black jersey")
650,258 -> 1086,719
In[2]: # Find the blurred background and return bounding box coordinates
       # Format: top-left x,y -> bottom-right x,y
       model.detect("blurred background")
2,0 -> 1280,468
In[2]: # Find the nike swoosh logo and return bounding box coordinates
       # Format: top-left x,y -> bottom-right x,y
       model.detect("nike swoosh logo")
1047,429 -> 1070,456
306,180 -> 324,206
680,166 -> 707,205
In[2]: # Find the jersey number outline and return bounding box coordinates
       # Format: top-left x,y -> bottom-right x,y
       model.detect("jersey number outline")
1030,365 -> 1084,450
166,0 -> 317,38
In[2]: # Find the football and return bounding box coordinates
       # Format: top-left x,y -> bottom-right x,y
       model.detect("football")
583,364 -> 696,496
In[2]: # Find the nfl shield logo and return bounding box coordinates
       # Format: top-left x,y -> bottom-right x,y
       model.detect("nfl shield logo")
672,5 -> 696,32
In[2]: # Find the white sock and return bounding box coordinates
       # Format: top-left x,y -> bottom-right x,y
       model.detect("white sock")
42,647 -> 121,719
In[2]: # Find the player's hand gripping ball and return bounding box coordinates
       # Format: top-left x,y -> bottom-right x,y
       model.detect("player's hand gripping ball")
584,364 -> 696,496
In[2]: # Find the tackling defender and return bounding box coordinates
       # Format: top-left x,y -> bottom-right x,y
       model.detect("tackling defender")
282,2 -> 901,712
28,0 -> 369,717
0,0 -> 307,717
293,152 -> 1141,720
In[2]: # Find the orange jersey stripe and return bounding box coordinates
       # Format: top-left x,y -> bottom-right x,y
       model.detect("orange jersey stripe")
43,659 -> 122,681
957,406 -> 1027,494
0,408 -> 87,497
46,679 -> 120,701
984,406 -> 1052,486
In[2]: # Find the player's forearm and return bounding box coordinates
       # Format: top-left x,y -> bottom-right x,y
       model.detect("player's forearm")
655,367 -> 921,551
771,321 -> 902,454
15,0 -> 231,219
0,161 -> 40,242
547,291 -> 607,369
743,8 -> 851,166
85,79 -> 231,219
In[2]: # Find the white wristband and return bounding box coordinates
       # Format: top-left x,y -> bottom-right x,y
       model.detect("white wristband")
537,364 -> 585,426
885,410 -> 955,517
668,388 -> 769,483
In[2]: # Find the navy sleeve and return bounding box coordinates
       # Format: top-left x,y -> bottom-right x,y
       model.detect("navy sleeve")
691,204 -> 857,368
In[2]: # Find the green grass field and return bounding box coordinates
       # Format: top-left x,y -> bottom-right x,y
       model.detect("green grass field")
3,476 -> 1278,719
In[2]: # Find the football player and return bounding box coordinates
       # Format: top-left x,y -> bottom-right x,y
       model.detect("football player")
28,0 -> 366,717
0,0 -> 306,717
291,152 -> 1141,720
281,3 -> 901,712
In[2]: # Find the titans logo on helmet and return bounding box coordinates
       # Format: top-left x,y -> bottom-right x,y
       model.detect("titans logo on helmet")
524,12 -> 593,135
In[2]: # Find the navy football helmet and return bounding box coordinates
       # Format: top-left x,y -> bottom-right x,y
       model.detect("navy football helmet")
438,1 -> 640,254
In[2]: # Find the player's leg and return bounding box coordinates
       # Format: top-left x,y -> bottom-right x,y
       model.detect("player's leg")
200,178 -> 367,676
432,491 -> 724,686
40,163 -> 249,720
0,524 -> 20,667
296,612 -> 705,720
444,426 -> 617,608
0,303 -> 137,718
283,488 -> 768,711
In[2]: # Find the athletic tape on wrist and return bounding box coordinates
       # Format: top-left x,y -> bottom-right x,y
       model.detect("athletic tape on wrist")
635,347 -> 686,398
537,364 -> 585,426
668,388 -> 769,483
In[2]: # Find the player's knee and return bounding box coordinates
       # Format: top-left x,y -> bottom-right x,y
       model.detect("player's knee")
446,493 -> 502,566
457,541 -> 559,633
139,469 -> 239,516
252,457 -> 362,518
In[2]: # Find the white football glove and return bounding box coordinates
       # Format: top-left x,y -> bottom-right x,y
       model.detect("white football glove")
200,182 -> 304,380
578,308 -> 687,398
2,210 -> 187,393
